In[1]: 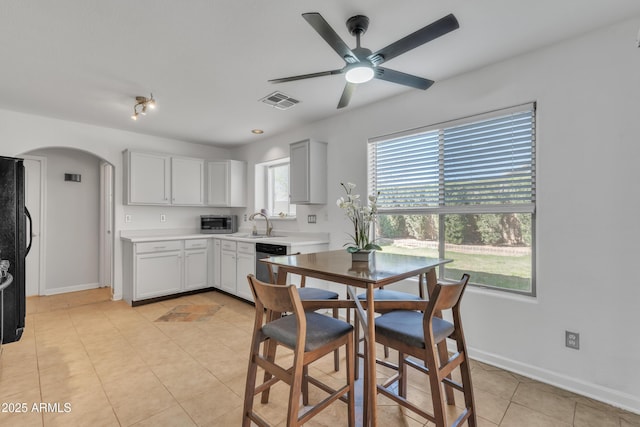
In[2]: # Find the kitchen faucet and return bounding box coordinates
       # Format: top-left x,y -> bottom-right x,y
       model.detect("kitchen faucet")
249,211 -> 273,237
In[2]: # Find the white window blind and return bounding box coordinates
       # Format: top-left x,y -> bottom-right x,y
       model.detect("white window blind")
369,104 -> 536,212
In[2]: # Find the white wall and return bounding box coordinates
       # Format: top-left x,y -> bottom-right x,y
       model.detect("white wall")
27,148 -> 101,293
0,111 -> 231,300
232,17 -> 640,413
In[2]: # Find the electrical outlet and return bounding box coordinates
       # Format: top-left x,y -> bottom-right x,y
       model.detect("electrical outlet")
125,215 -> 132,223
565,331 -> 580,350
160,214 -> 166,222
307,214 -> 317,224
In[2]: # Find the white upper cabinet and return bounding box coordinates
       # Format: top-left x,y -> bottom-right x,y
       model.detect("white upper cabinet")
124,150 -> 210,206
289,139 -> 327,204
171,157 -> 204,205
124,151 -> 171,205
207,160 -> 247,207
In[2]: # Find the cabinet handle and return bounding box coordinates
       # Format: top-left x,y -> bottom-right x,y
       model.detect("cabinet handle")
154,246 -> 166,250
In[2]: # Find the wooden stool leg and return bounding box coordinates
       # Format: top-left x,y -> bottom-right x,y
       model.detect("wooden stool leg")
260,337 -> 278,403
333,307 -> 340,371
302,365 -> 309,406
426,349 -> 447,426
288,355 -> 304,426
398,351 -> 408,398
242,336 -> 261,427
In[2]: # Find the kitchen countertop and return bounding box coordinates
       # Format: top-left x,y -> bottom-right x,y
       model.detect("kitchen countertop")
120,229 -> 330,247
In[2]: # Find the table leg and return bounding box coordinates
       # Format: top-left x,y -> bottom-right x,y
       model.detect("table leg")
366,284 -> 378,426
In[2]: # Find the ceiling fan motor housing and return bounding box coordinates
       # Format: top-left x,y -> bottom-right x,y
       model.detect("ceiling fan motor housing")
346,15 -> 369,36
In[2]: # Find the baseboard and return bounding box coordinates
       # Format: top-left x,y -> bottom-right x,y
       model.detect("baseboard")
467,346 -> 640,415
44,282 -> 101,296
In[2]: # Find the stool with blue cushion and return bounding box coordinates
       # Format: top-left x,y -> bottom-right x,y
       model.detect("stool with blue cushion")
374,274 -> 476,427
269,259 -> 342,371
243,274 -> 355,427
353,286 -> 424,378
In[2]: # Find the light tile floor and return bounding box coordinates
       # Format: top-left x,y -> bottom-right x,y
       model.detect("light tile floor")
0,288 -> 638,426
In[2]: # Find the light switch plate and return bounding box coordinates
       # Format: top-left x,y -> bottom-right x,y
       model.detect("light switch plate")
307,214 -> 317,224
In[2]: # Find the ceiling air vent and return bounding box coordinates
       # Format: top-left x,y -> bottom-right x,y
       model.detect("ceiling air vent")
259,91 -> 300,110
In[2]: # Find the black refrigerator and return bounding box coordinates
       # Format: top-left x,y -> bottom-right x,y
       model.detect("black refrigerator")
0,156 -> 31,344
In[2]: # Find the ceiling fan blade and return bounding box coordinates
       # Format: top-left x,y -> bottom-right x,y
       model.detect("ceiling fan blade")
269,69 -> 344,83
375,67 -> 434,90
337,82 -> 356,109
368,13 -> 459,65
303,12 -> 357,62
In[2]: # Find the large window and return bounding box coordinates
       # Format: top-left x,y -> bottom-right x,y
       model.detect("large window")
369,103 -> 536,295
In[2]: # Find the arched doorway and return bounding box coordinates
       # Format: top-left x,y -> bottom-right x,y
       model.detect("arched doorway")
21,147 -> 114,296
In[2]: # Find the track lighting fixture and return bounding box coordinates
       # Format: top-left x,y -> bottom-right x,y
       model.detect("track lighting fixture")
131,93 -> 156,120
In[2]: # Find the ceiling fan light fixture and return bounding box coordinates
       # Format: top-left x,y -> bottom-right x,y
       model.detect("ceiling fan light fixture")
345,65 -> 374,84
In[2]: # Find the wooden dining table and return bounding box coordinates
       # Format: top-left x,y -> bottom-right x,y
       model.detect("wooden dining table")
260,249 -> 451,426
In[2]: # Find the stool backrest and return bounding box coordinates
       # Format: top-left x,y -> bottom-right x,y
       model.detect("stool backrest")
426,273 -> 470,318
247,274 -> 303,314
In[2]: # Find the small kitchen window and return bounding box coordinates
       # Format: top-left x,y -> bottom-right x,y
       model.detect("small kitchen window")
255,158 -> 296,218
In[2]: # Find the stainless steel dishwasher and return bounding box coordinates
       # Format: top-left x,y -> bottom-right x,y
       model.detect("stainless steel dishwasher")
255,242 -> 288,283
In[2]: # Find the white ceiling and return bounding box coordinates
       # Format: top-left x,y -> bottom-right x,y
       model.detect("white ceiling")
1,1 -> 639,147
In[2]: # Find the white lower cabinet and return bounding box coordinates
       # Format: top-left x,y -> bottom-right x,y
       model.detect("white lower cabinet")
184,239 -> 208,291
135,251 -> 183,299
123,238 -> 211,304
210,239 -> 222,288
217,239 -> 255,302
236,242 -> 255,302
220,240 -> 237,294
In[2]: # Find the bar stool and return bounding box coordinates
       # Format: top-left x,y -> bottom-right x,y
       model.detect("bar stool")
353,282 -> 425,378
374,274 -> 476,427
243,274 -> 355,427
268,260 -> 342,371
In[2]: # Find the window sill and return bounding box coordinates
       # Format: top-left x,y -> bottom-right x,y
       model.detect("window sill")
268,216 -> 296,221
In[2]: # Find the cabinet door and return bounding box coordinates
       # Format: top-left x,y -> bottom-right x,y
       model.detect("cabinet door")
207,161 -> 229,206
220,249 -> 236,294
172,157 -> 204,205
184,249 -> 208,290
289,141 -> 310,204
128,152 -> 171,205
236,252 -> 255,301
135,251 -> 182,299
210,239 -> 221,288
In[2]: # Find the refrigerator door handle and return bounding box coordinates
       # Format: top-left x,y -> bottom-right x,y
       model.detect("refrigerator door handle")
25,206 -> 33,256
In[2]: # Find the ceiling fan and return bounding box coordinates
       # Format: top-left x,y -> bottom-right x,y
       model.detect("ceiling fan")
269,12 -> 459,109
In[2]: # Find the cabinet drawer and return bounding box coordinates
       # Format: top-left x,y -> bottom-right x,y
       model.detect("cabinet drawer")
237,242 -> 255,254
136,240 -> 182,254
185,239 -> 208,250
221,240 -> 237,251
